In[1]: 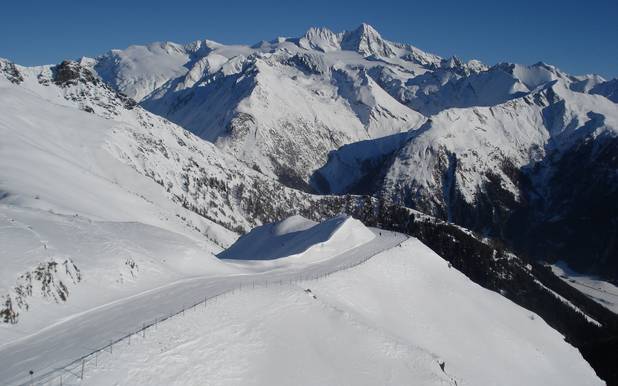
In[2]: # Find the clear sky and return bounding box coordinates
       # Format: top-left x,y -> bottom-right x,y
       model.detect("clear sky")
2,0 -> 616,78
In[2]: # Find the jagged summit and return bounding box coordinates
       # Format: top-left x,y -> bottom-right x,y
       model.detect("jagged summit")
296,23 -> 398,58
298,26 -> 340,52
341,23 -> 395,57
84,23 -> 616,198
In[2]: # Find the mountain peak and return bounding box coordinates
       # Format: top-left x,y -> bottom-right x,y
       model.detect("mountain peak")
341,23 -> 394,57
304,26 -> 336,37
344,23 -> 383,43
357,22 -> 381,36
299,26 -> 340,52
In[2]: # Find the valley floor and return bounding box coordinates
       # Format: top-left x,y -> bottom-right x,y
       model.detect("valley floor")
551,262 -> 618,314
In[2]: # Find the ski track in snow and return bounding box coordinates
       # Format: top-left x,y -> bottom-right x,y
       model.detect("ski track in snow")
0,229 -> 406,386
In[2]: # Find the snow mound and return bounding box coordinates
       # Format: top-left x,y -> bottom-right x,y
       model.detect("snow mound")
218,215 -> 375,261
271,214 -> 317,235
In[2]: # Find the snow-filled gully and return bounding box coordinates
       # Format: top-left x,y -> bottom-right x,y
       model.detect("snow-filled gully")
0,229 -> 406,386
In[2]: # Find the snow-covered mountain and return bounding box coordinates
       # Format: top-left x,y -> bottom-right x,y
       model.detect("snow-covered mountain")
377,80 -> 617,215
91,24 -> 445,187
1,22 -> 618,385
88,26 -> 618,282
591,78 -> 618,102
314,76 -> 618,280
0,56 -> 344,326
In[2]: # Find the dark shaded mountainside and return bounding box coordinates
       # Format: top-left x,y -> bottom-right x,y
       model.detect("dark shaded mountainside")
313,127 -> 618,283
311,82 -> 618,284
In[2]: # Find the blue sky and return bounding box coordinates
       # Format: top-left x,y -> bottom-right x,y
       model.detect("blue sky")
2,0 -> 616,78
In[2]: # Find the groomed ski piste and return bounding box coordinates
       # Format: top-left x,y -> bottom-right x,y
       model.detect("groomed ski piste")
0,216 -> 403,385
0,215 -> 603,386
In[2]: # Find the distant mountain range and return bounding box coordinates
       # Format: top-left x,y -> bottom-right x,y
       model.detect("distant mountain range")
85,23 -> 617,281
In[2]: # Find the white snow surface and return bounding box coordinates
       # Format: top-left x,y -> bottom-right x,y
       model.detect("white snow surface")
0,66 -> 247,339
0,58 -> 386,342
94,42 -> 194,101
47,237 -> 602,386
0,224 -> 405,386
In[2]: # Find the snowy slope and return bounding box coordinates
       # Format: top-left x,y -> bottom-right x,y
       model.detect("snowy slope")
65,234 -> 601,386
0,63 -> 248,332
0,221 -> 406,386
376,80 -> 618,254
138,50 -> 426,186
0,57 -> 327,329
94,41 -> 197,101
0,58 -> 386,330
388,61 -> 608,116
591,78 -> 618,102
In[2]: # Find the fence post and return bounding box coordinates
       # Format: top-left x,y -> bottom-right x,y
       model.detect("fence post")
143,324 -> 146,338
81,359 -> 84,380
